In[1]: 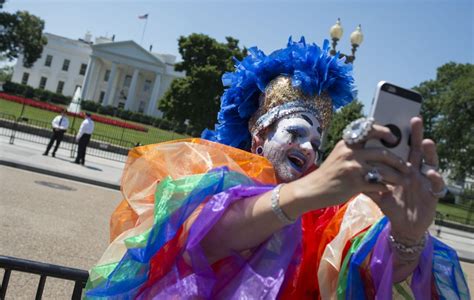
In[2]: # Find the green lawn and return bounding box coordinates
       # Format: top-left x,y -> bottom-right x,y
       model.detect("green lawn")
437,202 -> 473,225
0,98 -> 189,146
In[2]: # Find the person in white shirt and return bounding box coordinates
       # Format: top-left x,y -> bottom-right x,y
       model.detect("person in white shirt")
74,112 -> 94,165
43,109 -> 69,157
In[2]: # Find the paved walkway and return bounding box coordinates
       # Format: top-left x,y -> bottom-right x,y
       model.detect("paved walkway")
0,135 -> 125,189
429,224 -> 474,262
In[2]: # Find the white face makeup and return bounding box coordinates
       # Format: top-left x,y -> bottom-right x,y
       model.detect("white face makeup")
258,112 -> 322,183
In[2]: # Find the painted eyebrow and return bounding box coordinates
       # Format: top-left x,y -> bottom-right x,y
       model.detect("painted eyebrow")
300,114 -> 313,126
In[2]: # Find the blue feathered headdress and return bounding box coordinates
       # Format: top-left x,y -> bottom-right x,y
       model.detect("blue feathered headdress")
202,37 -> 356,150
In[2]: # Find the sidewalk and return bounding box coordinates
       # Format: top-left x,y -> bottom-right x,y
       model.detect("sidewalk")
429,224 -> 474,263
0,136 -> 125,190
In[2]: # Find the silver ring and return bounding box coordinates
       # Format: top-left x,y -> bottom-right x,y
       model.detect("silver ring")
430,186 -> 448,198
343,117 -> 375,145
421,163 -> 438,176
365,168 -> 383,184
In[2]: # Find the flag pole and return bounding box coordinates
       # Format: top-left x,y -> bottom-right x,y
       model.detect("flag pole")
140,16 -> 148,46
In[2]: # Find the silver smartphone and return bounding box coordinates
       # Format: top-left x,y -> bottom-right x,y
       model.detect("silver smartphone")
365,81 -> 423,160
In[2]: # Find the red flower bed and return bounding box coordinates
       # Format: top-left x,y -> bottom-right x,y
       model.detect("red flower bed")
0,92 -> 148,132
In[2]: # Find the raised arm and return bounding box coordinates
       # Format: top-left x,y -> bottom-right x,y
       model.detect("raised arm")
201,124 -> 409,264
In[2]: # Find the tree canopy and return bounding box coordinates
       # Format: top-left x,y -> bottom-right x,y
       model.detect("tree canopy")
323,100 -> 364,157
0,10 -> 47,67
414,62 -> 474,181
159,34 -> 246,134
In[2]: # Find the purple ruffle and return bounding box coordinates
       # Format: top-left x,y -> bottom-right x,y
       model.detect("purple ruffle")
370,224 -> 433,299
137,185 -> 301,299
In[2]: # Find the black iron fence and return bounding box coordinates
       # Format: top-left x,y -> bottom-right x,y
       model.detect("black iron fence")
0,112 -> 132,162
0,255 -> 88,300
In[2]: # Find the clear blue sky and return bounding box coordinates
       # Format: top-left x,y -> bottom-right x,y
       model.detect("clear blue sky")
5,0 -> 473,113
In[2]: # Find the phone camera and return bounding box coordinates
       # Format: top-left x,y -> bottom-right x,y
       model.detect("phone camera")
381,124 -> 401,148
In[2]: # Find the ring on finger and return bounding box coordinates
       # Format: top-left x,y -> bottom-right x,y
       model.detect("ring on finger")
365,167 -> 383,184
421,163 -> 439,176
430,186 -> 448,198
343,117 -> 375,145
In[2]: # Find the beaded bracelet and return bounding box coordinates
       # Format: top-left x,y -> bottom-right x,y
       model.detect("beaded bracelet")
271,184 -> 296,225
388,232 -> 428,261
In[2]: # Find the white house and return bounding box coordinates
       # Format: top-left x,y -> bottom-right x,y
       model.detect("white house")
11,32 -> 184,117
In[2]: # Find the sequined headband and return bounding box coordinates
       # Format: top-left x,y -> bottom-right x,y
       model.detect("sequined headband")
250,100 -> 321,137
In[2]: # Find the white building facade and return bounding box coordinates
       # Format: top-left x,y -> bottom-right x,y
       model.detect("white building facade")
11,32 -> 184,117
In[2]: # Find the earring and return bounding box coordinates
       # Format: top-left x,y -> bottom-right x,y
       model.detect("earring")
256,146 -> 263,155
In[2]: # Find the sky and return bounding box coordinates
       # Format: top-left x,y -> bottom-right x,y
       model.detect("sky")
4,0 -> 473,113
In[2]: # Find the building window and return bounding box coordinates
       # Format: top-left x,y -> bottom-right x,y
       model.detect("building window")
79,63 -> 87,75
124,75 -> 132,88
21,72 -> 30,85
62,59 -> 70,71
99,91 -> 105,103
44,55 -> 53,67
104,70 -> 111,82
138,101 -> 146,113
118,102 -> 125,109
143,80 -> 152,92
56,81 -> 65,94
39,77 -> 47,89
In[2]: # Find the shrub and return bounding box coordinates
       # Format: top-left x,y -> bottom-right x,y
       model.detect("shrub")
130,112 -> 142,123
153,118 -> 163,127
158,119 -> 174,131
2,81 -> 23,94
36,89 -> 54,102
14,83 -> 25,95
81,100 -> 100,112
2,81 -> 15,93
140,114 -> 155,125
50,93 -> 71,105
23,86 -> 35,98
97,105 -> 115,116
175,123 -> 187,134
119,109 -> 132,120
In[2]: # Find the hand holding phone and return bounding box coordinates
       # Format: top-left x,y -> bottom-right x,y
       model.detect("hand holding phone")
365,81 -> 423,160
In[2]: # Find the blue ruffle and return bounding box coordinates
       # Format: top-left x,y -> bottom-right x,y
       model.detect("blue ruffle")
202,37 -> 356,150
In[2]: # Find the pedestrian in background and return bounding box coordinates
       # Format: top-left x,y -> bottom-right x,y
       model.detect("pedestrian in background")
43,109 -> 69,157
74,112 -> 94,165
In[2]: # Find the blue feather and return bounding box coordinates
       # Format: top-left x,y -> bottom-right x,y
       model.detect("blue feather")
202,37 -> 356,150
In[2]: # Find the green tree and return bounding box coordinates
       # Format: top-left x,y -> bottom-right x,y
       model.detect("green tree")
414,63 -> 474,181
159,34 -> 246,133
0,10 -> 47,67
323,100 -> 364,157
0,65 -> 12,82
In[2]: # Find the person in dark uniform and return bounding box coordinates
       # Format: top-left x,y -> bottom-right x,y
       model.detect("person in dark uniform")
74,113 -> 94,165
43,109 -> 69,157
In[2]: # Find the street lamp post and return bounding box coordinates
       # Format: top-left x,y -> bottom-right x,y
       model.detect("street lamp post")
329,18 -> 364,63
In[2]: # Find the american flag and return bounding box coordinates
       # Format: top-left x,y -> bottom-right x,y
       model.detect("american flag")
138,13 -> 148,19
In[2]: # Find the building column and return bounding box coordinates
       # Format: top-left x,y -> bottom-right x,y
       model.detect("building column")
103,62 -> 118,106
125,68 -> 140,111
147,73 -> 162,116
81,56 -> 98,100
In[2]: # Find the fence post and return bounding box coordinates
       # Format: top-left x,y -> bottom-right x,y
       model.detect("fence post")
9,117 -> 18,144
70,129 -> 77,158
120,127 -> 126,147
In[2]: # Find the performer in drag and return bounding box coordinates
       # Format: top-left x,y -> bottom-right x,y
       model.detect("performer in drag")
85,38 -> 469,299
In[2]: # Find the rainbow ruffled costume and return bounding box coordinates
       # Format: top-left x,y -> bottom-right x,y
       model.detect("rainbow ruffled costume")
85,38 -> 470,299
85,139 -> 469,299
